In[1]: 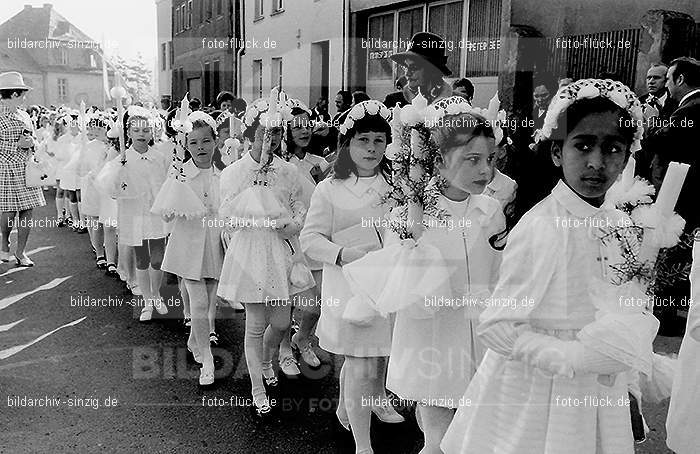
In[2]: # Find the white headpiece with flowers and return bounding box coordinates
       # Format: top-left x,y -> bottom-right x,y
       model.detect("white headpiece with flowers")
188,111 -> 217,136
338,100 -> 392,136
126,105 -> 156,125
534,78 -> 644,152
242,86 -> 293,132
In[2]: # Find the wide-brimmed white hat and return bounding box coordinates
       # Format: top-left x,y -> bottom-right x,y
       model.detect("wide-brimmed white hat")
0,71 -> 32,91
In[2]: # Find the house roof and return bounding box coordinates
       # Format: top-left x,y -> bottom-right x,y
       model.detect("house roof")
0,4 -> 98,44
0,46 -> 41,72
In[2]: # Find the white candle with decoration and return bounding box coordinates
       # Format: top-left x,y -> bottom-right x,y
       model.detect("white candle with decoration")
638,161 -> 690,264
407,90 -> 428,239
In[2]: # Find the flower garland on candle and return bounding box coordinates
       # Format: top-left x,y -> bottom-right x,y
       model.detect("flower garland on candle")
241,87 -> 293,181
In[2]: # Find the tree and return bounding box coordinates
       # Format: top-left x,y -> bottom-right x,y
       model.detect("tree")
111,53 -> 155,106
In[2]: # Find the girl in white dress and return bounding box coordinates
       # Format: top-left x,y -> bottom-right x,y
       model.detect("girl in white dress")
48,116 -> 70,225
277,99 -> 329,374
386,101 -> 506,454
157,111 -> 224,386
441,79 -> 659,454
59,115 -> 87,232
80,114 -> 110,268
218,93 -> 314,416
300,101 -> 402,454
666,238 -> 700,454
117,107 -> 170,321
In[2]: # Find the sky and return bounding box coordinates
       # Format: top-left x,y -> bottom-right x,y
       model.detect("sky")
0,0 -> 158,65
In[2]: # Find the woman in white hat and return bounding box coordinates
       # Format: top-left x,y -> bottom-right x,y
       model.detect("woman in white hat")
0,71 -> 45,266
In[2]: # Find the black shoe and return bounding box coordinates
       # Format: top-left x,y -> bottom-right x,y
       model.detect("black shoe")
105,263 -> 119,277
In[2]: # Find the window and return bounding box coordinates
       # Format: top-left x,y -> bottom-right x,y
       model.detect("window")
217,0 -> 224,16
255,0 -> 263,18
427,1 -> 463,76
367,13 -> 394,81
59,48 -> 68,65
272,0 -> 283,12
90,53 -> 97,68
187,1 -> 193,28
271,57 -> 282,89
463,0 -> 502,77
206,0 -> 213,19
57,78 -> 68,103
181,5 -> 186,30
397,7 -> 424,54
253,59 -> 263,99
161,43 -> 167,71
199,0 -> 204,23
174,6 -> 179,33
169,41 -> 173,69
212,60 -> 220,99
204,61 -> 211,104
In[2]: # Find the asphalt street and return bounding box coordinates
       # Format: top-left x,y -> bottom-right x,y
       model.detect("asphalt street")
0,189 -> 682,454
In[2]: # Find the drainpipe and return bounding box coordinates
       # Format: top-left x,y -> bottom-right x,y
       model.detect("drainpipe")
235,0 -> 245,97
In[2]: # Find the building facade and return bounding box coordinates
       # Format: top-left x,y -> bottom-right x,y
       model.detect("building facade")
171,0 -> 237,107
0,3 -> 112,108
156,0 -> 173,104
238,0 -> 345,111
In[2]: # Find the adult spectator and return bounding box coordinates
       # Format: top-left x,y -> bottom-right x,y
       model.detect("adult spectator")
390,32 -> 453,104
311,97 -> 331,123
216,91 -> 235,113
231,97 -> 247,118
189,97 -> 201,111
383,76 -> 409,108
532,82 -> 552,130
645,57 -> 700,335
0,72 -> 45,266
452,78 -> 474,103
639,64 -> 678,120
334,90 -> 352,117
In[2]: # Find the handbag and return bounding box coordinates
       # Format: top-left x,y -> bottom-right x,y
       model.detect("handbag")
25,153 -> 51,188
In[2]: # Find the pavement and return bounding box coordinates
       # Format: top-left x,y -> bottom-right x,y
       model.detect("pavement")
0,189 -> 683,453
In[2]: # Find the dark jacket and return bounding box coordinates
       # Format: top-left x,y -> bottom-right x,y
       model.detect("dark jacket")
645,90 -> 700,232
383,91 -> 407,108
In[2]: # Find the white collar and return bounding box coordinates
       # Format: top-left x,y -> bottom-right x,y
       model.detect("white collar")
341,174 -> 385,198
679,88 -> 700,107
127,146 -> 155,160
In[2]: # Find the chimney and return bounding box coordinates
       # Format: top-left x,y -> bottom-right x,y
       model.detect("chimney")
24,4 -> 33,10
43,3 -> 52,9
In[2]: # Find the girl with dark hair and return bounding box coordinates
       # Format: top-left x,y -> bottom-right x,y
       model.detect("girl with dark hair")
275,99 -> 332,372
442,80 -> 660,454
56,115 -> 83,231
118,107 -> 170,322
301,100 -> 403,454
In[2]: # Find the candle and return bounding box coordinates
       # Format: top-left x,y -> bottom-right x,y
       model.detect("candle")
655,161 -> 689,217
178,93 -> 190,124
228,112 -> 234,139
619,156 -> 636,192
487,91 -> 500,121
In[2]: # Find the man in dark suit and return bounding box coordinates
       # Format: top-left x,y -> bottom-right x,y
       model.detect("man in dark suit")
531,83 -> 551,131
645,57 -> 700,335
638,64 -> 678,120
649,57 -> 700,231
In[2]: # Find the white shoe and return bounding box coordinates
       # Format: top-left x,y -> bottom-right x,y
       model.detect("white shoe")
371,402 -> 405,423
127,281 -> 142,296
199,363 -> 215,386
0,250 -> 13,262
292,333 -> 321,367
139,306 -> 153,322
279,355 -> 301,376
153,297 -> 168,315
